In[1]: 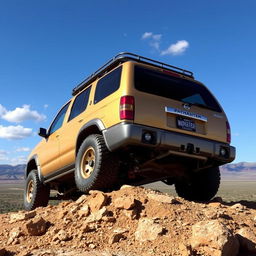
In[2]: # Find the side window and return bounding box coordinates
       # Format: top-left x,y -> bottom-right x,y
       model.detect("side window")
48,103 -> 70,135
94,66 -> 122,104
69,86 -> 91,121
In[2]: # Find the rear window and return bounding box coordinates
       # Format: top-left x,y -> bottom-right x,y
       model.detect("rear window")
94,66 -> 122,104
134,66 -> 222,112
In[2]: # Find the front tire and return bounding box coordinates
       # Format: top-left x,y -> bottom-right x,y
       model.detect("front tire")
175,167 -> 220,202
75,134 -> 119,193
24,170 -> 50,210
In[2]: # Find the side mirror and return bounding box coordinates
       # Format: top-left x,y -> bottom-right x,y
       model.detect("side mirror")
38,128 -> 48,138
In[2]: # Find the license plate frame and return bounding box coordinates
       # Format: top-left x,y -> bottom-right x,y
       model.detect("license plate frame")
176,116 -> 196,132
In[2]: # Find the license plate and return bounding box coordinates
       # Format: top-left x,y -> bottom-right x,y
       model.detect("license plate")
176,116 -> 196,132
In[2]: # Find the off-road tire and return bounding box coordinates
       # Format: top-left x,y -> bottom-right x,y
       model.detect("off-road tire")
175,167 -> 220,202
75,134 -> 119,193
24,170 -> 50,210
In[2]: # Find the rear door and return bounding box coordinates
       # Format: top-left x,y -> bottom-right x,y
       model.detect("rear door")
58,86 -> 92,168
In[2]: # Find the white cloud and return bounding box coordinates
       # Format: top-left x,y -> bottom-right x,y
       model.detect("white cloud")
43,104 -> 49,109
9,155 -> 27,165
142,32 -> 153,39
1,105 -> 46,123
142,32 -> 189,55
150,42 -> 159,50
16,147 -> 31,152
142,32 -> 162,50
0,150 -> 8,161
0,155 -> 8,161
152,34 -> 162,41
0,104 -> 7,116
0,125 -> 33,140
161,40 -> 189,56
0,149 -> 29,164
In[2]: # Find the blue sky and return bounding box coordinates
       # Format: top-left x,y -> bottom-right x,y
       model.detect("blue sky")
0,0 -> 255,164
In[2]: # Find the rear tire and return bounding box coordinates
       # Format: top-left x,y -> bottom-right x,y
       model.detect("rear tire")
175,167 -> 220,202
75,134 -> 119,193
24,170 -> 50,210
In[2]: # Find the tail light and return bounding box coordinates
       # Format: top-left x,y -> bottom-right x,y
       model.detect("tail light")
120,96 -> 135,120
226,121 -> 231,143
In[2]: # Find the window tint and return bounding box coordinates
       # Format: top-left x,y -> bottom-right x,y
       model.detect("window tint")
134,66 -> 222,112
49,103 -> 70,135
69,87 -> 91,121
94,66 -> 122,104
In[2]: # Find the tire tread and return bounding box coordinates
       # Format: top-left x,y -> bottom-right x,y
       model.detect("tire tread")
75,134 -> 119,193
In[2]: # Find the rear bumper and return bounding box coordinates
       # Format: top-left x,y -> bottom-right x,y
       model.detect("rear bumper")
103,123 -> 235,163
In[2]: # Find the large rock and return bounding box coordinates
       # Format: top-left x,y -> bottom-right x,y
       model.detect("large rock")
237,227 -> 256,253
7,227 -> 23,245
9,211 -> 36,223
88,192 -> 108,212
135,218 -> 164,242
86,206 -> 108,223
108,228 -> 128,244
230,203 -> 245,211
190,220 -> 239,256
25,217 -> 47,236
9,227 -> 23,239
123,208 -> 138,220
78,204 -> 90,218
147,193 -> 176,204
75,194 -> 88,204
113,196 -> 136,210
53,229 -> 71,242
120,185 -> 134,190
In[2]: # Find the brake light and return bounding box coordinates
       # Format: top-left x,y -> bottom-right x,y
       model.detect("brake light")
163,70 -> 181,78
120,96 -> 135,120
226,121 -> 231,143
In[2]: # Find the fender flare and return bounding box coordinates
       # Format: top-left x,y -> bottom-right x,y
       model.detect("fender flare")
25,155 -> 44,182
76,119 -> 106,153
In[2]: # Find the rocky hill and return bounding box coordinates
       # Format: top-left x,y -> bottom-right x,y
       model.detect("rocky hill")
0,186 -> 256,256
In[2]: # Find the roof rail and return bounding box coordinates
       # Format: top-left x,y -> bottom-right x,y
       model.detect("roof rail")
72,52 -> 194,96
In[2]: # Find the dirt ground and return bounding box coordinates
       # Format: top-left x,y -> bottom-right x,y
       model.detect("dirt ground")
1,185 -> 256,256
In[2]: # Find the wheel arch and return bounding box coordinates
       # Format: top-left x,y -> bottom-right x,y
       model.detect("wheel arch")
76,119 -> 106,156
25,155 -> 44,182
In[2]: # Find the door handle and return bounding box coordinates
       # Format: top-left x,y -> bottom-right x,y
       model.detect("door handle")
78,119 -> 83,123
56,135 -> 60,138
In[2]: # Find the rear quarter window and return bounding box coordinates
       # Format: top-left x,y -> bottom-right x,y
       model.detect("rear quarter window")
68,86 -> 91,121
94,66 -> 122,104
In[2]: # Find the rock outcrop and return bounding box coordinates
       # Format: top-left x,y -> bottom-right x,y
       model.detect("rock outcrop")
0,186 -> 256,256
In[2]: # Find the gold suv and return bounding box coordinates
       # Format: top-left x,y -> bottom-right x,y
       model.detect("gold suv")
24,53 -> 235,210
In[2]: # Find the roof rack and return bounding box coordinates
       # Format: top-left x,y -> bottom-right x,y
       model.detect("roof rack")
72,52 -> 194,96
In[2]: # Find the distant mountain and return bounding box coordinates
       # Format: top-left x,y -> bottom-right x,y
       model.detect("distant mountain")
220,162 -> 256,180
0,162 -> 255,182
220,162 -> 256,172
0,164 -> 26,182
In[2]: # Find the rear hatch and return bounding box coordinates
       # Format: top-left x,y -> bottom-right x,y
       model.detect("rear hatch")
133,65 -> 228,143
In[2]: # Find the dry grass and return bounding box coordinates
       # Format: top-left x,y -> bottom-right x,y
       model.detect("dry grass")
1,178 -> 256,213
145,179 -> 256,203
